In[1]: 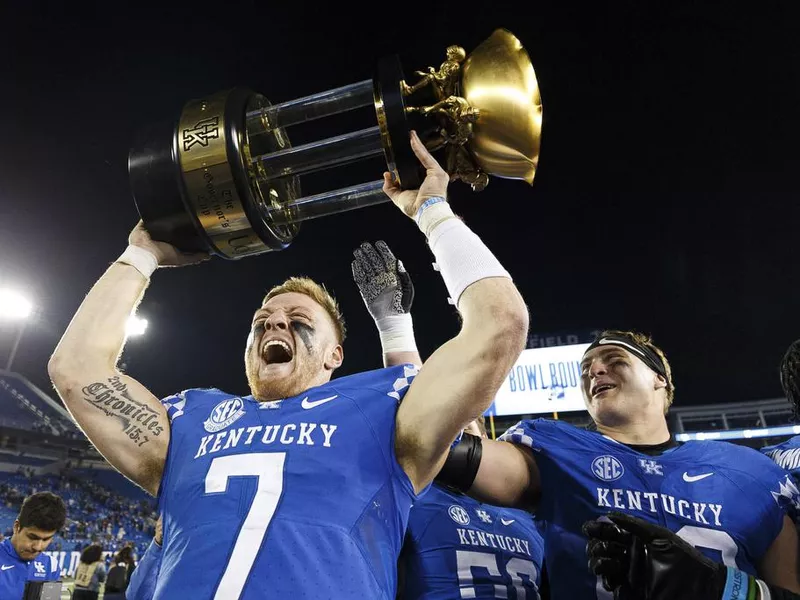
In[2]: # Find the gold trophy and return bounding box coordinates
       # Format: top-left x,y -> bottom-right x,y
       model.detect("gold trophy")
128,29 -> 543,259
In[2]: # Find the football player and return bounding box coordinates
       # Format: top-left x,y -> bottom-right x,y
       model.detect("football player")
352,240 -> 544,599
439,331 -> 800,598
48,131 -> 529,599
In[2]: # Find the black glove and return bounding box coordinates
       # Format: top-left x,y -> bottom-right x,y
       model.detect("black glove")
351,240 -> 414,321
583,512 -> 753,600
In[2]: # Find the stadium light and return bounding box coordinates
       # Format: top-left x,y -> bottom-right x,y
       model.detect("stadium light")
126,315 -> 148,338
1,288 -> 34,371
0,289 -> 32,321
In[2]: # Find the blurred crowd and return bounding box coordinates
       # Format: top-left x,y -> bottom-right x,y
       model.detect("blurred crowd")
0,469 -> 156,557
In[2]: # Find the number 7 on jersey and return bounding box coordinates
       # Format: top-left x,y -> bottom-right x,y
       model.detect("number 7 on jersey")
205,453 -> 286,599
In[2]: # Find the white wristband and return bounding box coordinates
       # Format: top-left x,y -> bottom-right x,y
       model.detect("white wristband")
415,198 -> 457,239
428,218 -> 511,306
375,314 -> 418,354
756,579 -> 771,600
116,245 -> 159,279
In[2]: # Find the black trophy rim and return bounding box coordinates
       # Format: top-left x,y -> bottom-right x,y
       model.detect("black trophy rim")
375,54 -> 423,190
128,115 -> 210,253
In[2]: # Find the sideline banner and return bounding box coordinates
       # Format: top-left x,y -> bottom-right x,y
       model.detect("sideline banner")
484,343 -> 590,417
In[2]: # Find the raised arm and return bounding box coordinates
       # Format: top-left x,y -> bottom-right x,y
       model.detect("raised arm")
386,131 -> 529,493
351,240 -> 421,368
47,223 -> 207,495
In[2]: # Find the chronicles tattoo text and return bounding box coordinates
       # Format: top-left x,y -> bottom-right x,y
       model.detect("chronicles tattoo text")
82,376 -> 164,446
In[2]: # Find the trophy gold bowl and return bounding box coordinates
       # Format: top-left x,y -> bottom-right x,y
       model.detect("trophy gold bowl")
128,28 -> 543,259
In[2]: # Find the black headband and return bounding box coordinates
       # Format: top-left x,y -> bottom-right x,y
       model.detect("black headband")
584,334 -> 668,380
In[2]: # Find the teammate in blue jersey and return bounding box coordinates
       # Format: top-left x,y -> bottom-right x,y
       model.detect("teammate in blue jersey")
761,339 -> 800,485
439,330 -> 800,599
400,419 -> 544,600
48,131 -> 529,599
0,492 -> 65,600
126,514 -> 162,600
351,242 -> 544,600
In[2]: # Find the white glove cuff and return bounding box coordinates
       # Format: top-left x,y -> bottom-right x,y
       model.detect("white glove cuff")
116,245 -> 158,279
376,314 -> 418,354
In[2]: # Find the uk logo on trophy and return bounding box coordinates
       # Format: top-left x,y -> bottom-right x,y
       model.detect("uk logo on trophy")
182,116 -> 220,151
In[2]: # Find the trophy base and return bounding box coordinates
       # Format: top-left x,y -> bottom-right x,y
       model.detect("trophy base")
129,117 -> 208,253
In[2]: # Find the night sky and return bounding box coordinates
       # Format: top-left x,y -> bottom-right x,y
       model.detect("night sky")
1,2 -> 798,410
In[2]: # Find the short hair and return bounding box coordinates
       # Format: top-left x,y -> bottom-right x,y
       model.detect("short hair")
263,277 -> 346,343
80,544 -> 103,564
18,492 -> 66,532
597,329 -> 675,412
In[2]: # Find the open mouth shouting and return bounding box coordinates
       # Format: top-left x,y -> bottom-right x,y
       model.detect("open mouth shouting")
262,338 -> 295,365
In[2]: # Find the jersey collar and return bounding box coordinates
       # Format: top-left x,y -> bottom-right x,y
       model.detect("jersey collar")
0,538 -> 25,563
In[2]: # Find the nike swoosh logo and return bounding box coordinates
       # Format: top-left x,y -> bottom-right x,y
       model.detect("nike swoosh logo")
682,472 -> 713,482
1,565 -> 14,570
301,395 -> 338,409
500,518 -> 515,525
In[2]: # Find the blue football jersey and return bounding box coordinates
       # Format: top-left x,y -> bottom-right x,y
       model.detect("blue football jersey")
126,538 -> 162,600
500,419 -> 798,600
400,484 -> 543,599
0,539 -> 59,600
762,435 -> 800,484
155,364 -> 421,600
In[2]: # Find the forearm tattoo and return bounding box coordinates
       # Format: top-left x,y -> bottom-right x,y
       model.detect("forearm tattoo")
81,376 -> 164,447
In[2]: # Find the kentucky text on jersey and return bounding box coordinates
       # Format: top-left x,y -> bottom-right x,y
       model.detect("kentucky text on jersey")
595,487 -> 722,525
194,423 -> 339,458
455,528 -> 535,555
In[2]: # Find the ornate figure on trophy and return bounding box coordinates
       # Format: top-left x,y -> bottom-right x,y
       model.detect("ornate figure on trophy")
128,29 -> 543,259
402,44 -> 487,190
